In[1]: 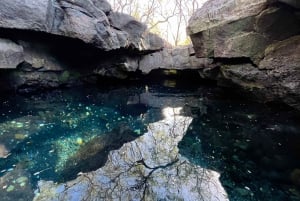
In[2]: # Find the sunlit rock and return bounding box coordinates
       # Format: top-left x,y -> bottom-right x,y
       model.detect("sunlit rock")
34,108 -> 228,201
187,0 -> 300,110
0,0 -> 163,52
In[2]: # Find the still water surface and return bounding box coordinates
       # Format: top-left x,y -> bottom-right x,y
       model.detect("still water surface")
0,85 -> 299,200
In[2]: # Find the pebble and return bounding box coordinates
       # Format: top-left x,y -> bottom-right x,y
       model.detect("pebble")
134,129 -> 141,135
16,176 -> 28,184
20,182 -> 26,187
14,134 -> 27,140
6,185 -> 14,192
76,137 -> 83,145
15,122 -> 24,128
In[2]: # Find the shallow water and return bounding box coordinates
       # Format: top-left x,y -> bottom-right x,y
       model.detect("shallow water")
0,85 -> 299,200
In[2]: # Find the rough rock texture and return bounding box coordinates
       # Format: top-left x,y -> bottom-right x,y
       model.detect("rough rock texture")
187,0 -> 300,62
0,39 -> 24,69
34,108 -> 228,201
94,46 -> 213,78
188,0 -> 300,110
0,0 -> 207,92
0,0 -> 163,52
139,46 -> 213,74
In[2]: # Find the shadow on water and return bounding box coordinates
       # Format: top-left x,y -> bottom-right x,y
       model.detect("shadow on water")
0,87 -> 153,186
59,125 -> 138,181
0,83 -> 299,201
179,97 -> 300,201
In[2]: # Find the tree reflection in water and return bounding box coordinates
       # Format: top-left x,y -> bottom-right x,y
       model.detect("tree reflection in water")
34,107 -> 229,201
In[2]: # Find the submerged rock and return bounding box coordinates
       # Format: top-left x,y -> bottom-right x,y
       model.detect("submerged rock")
34,108 -> 228,201
59,126 -> 138,181
0,165 -> 34,201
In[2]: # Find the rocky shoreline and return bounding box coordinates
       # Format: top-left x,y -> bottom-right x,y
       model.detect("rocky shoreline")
0,0 -> 299,111
187,0 -> 300,110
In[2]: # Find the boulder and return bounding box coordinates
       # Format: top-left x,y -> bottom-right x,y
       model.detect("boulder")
0,0 -> 163,52
34,108 -> 228,201
187,0 -> 268,34
0,39 -> 24,69
188,0 -> 300,110
218,36 -> 300,109
188,0 -> 300,63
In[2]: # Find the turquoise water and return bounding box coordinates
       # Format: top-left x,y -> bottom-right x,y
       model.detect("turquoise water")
0,85 -> 299,200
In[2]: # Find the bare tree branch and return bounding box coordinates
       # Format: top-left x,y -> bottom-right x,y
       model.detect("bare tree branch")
108,0 -> 201,46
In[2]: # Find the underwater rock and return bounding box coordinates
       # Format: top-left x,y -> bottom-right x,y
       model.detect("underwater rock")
0,115 -> 54,157
0,164 -> 34,201
59,126 -> 138,181
34,108 -> 228,201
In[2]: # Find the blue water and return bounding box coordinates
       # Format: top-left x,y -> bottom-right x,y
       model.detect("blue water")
0,85 -> 299,200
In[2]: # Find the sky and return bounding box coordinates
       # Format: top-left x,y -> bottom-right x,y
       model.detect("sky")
107,0 -> 209,45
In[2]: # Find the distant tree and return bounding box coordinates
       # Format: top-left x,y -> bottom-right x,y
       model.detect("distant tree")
108,0 -> 202,46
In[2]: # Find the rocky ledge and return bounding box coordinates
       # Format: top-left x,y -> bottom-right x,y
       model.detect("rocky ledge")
0,0 -> 299,112
33,108 -> 228,201
0,0 -> 165,93
0,0 -> 212,93
0,0 -> 163,52
187,0 -> 300,110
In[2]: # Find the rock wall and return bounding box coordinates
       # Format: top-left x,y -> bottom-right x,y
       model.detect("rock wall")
0,0 -> 163,51
187,0 -> 300,110
0,0 -> 209,93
